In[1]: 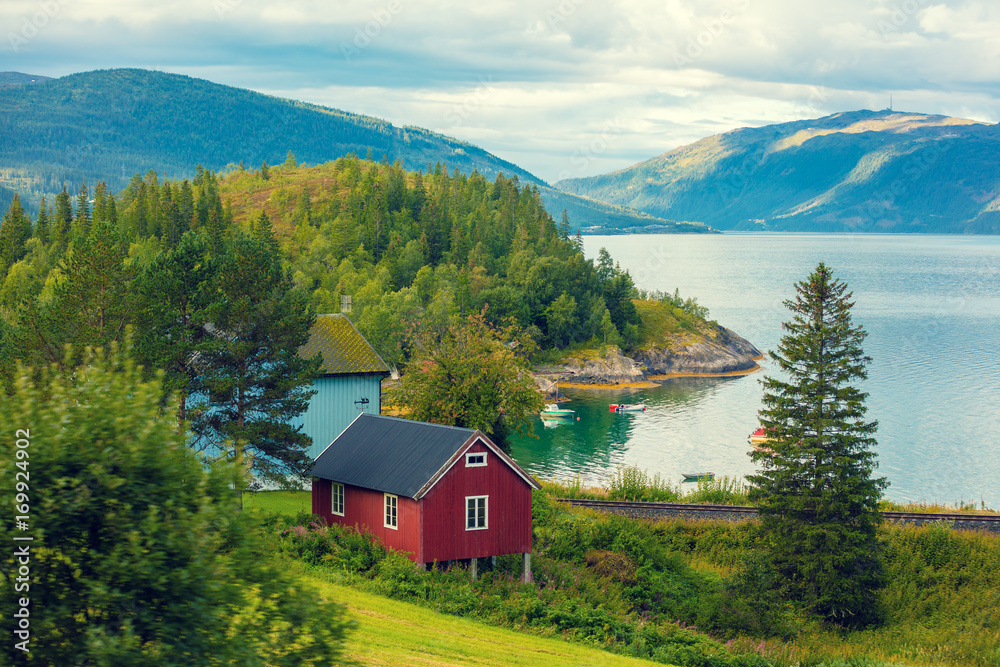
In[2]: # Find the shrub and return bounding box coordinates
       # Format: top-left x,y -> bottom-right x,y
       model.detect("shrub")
0,347 -> 351,665
607,465 -> 679,502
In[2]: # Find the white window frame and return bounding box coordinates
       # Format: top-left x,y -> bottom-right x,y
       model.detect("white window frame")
384,493 -> 398,530
331,482 -> 344,517
465,452 -> 488,467
465,495 -> 488,531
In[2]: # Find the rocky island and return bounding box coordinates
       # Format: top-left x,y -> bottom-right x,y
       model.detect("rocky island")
537,307 -> 762,389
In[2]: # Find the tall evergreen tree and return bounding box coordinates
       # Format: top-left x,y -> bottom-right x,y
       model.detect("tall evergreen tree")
34,196 -> 50,246
92,181 -> 112,226
192,232 -> 318,484
160,182 -> 182,247
0,194 -> 32,277
73,182 -> 91,240
134,231 -> 220,433
19,220 -> 137,366
748,262 -> 886,627
53,187 -> 73,251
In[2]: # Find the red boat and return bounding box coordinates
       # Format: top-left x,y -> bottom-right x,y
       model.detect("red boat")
609,403 -> 645,413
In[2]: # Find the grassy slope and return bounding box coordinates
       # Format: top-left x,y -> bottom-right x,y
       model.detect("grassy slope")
244,490 -> 313,515
300,566 -> 657,667
249,493 -> 658,666
633,299 -> 716,350
250,492 -> 1000,667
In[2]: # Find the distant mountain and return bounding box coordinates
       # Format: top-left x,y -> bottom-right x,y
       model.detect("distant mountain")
0,72 -> 52,87
0,68 -> 705,233
555,110 -> 1000,233
537,186 -> 712,234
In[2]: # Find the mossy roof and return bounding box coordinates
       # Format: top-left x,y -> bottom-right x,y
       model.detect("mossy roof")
299,314 -> 390,376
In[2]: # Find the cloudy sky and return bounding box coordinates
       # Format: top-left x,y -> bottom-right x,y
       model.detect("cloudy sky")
3,0 -> 999,183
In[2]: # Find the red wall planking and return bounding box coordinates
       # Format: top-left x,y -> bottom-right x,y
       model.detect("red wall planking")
311,437 -> 533,564
419,439 -> 533,563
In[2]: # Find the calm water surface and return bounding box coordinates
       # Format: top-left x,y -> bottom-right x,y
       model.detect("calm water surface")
509,233 -> 1000,508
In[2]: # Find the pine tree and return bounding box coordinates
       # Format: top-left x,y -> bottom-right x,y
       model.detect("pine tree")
134,231 -> 220,433
558,208 -> 571,241
748,262 -> 886,627
191,232 -> 318,485
73,182 -> 91,240
34,196 -> 50,246
19,220 -> 138,367
0,194 -> 32,277
53,188 -> 73,251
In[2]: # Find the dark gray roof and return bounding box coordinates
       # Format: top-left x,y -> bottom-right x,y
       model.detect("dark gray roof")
309,413 -> 539,498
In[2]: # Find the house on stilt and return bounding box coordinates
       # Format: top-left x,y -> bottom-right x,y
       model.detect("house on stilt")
309,413 -> 540,580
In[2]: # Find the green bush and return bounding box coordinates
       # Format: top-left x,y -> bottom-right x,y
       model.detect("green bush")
0,347 -> 351,665
607,465 -> 679,502
684,476 -> 751,506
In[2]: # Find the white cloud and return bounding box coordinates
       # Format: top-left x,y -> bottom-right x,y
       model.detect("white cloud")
2,0 -> 998,182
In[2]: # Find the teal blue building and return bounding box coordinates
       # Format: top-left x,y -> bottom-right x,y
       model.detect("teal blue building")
295,314 -> 391,460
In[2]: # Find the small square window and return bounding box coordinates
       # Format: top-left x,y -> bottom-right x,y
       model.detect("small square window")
465,452 -> 487,467
466,496 -> 488,530
384,493 -> 397,529
331,482 -> 344,516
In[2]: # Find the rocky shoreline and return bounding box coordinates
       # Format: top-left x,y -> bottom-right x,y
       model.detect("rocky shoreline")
536,326 -> 762,388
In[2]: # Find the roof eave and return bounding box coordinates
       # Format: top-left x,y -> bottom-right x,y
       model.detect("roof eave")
413,430 -> 541,500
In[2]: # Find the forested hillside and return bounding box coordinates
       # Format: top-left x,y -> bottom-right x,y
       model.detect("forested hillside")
0,68 -> 540,205
0,68 -> 703,233
215,156 -> 649,368
0,156 -> 652,388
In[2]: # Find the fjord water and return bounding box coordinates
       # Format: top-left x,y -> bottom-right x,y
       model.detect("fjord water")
509,233 -> 1000,508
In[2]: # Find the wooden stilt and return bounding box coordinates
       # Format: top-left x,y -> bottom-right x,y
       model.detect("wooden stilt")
470,557 -> 478,580
522,552 -> 532,583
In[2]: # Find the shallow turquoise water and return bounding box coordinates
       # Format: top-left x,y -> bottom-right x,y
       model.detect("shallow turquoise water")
509,233 -> 1000,508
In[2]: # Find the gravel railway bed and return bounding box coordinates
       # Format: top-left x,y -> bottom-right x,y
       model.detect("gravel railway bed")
555,498 -> 1000,532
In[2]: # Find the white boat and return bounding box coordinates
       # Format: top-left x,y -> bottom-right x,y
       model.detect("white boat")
540,403 -> 575,419
609,403 -> 646,413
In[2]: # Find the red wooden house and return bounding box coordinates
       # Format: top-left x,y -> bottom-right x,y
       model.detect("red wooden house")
310,413 -> 541,578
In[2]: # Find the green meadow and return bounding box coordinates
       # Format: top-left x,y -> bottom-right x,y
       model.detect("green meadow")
250,488 -> 1000,667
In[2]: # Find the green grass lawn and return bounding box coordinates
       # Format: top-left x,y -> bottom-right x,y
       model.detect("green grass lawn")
244,489 -> 312,516
295,563 -> 658,667
252,492 -> 661,665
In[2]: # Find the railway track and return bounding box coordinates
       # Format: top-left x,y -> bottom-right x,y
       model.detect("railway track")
555,498 -> 1000,532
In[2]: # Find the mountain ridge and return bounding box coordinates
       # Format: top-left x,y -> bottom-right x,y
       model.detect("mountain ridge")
555,109 -> 1000,234
0,68 -> 707,233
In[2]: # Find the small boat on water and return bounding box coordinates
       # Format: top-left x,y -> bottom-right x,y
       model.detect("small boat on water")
609,403 -> 646,413
682,472 -> 715,482
748,427 -> 775,453
540,403 -> 575,419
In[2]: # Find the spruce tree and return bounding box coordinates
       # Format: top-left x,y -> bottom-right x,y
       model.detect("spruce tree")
73,182 -> 91,240
53,187 -> 73,251
34,196 -> 50,245
0,194 -> 31,277
134,230 -> 220,433
191,232 -> 318,485
748,262 -> 886,627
